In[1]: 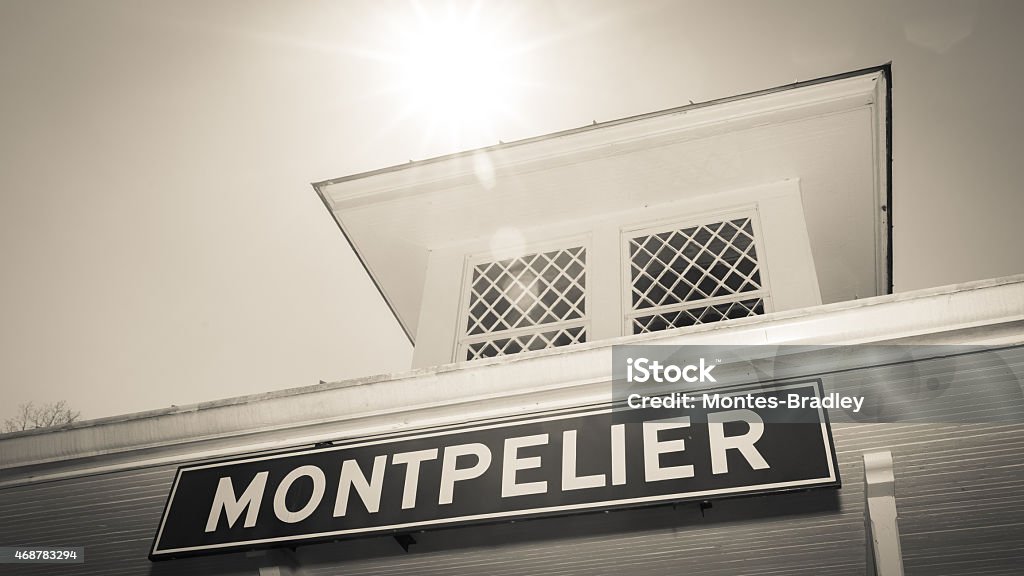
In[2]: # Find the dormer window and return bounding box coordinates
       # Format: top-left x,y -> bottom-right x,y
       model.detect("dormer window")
314,69 -> 889,368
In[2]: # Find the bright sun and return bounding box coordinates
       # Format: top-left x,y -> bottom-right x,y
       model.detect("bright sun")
388,2 -> 530,150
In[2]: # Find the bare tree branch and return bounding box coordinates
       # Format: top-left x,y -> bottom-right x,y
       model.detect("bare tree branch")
3,401 -> 80,433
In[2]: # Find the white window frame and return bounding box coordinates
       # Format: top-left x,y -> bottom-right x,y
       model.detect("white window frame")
619,206 -> 774,335
454,235 -> 593,362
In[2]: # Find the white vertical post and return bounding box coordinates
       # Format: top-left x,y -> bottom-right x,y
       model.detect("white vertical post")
590,219 -> 624,341
864,451 -> 904,576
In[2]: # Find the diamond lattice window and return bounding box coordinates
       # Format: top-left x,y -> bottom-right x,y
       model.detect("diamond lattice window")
626,216 -> 768,334
460,246 -> 587,361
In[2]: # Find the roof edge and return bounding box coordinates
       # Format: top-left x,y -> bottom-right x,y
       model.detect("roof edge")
311,64 -> 890,189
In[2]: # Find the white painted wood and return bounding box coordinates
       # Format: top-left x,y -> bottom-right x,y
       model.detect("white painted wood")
320,73 -> 880,206
453,234 -> 592,363
1,274 -> 1021,487
589,218 -> 624,342
871,72 -> 890,295
317,71 -> 887,343
413,180 -> 820,367
411,248 -> 466,368
754,180 -> 822,311
864,451 -> 905,576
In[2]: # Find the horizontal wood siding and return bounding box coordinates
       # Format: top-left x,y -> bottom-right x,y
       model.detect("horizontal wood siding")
2,419 -> 1022,575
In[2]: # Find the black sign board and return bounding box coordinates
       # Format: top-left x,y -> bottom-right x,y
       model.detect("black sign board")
150,380 -> 838,560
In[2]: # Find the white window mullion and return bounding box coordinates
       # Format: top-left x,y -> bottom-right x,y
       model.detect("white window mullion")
457,241 -> 589,361
623,212 -> 769,335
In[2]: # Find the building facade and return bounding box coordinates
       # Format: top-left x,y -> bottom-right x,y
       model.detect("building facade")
1,67 -> 1023,576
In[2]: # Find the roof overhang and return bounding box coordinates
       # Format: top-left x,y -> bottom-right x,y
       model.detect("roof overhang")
314,66 -> 892,343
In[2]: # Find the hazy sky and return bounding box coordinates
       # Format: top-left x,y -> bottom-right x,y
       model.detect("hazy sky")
2,0 -> 1022,424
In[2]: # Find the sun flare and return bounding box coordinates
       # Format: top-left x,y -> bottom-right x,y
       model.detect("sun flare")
388,2 -> 531,150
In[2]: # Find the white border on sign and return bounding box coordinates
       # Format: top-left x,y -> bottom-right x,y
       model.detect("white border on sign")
151,380 -> 837,557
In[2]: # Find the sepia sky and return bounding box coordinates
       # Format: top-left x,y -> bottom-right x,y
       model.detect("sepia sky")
2,0 -> 1023,424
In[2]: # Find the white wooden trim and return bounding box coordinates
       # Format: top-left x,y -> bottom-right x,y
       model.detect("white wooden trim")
871,72 -> 891,295
322,73 -> 883,207
620,206 -> 773,335
864,451 -> 905,576
453,234 -> 593,363
1,275 -> 1021,487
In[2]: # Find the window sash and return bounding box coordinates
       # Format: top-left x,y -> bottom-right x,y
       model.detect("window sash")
622,211 -> 772,334
456,240 -> 590,361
